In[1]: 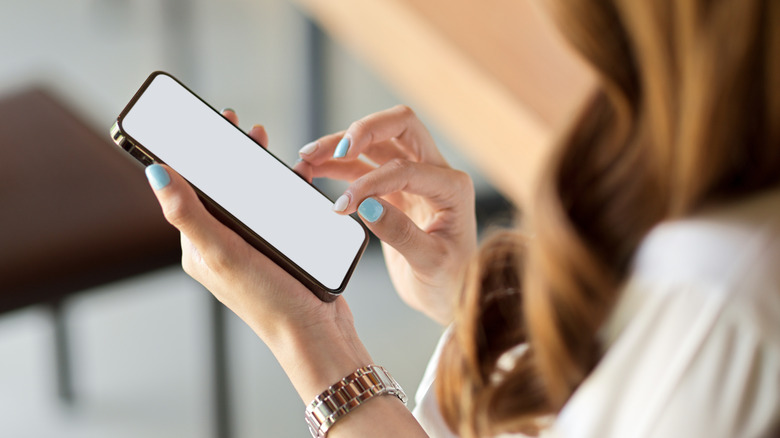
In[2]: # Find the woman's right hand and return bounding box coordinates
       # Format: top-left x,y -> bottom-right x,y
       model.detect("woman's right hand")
295,105 -> 477,325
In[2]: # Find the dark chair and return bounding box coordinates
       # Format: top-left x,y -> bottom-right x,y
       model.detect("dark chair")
0,88 -> 232,438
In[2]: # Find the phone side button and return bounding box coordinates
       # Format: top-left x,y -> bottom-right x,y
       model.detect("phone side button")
129,147 -> 154,166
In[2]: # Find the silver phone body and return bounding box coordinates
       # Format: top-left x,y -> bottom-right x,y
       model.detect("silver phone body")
112,71 -> 368,301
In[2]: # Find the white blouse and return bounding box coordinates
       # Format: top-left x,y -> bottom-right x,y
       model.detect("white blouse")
413,188 -> 780,437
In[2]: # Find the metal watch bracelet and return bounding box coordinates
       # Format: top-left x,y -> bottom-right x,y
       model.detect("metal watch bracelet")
304,364 -> 407,438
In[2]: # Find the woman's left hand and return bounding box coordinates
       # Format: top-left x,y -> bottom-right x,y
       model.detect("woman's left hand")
144,111 -> 372,403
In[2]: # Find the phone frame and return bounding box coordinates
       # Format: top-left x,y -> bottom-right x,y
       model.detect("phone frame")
111,71 -> 368,302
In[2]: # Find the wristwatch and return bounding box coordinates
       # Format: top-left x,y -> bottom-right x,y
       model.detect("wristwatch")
304,364 -> 407,438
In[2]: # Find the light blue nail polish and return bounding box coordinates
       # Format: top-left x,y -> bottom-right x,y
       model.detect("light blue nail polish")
333,136 -> 350,158
145,164 -> 171,190
358,198 -> 383,223
221,107 -> 235,114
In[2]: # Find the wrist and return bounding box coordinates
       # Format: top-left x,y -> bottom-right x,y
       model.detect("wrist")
262,313 -> 374,403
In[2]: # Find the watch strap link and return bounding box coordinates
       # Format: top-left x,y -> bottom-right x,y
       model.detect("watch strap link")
304,364 -> 407,438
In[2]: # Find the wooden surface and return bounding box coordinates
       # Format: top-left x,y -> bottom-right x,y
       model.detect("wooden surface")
0,88 -> 180,311
291,0 -> 594,205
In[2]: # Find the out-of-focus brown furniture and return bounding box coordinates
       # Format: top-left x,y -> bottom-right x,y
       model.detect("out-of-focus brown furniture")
0,89 -> 181,315
291,0 -> 595,205
0,88 -> 234,438
0,87 -> 182,401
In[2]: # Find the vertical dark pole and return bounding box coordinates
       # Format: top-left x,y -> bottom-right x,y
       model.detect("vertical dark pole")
304,18 -> 328,145
51,299 -> 74,403
210,295 -> 231,438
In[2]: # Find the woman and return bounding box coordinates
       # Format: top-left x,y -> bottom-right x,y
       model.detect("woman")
142,0 -> 780,436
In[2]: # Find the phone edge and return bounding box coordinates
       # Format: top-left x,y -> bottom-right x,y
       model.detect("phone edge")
110,72 -> 369,301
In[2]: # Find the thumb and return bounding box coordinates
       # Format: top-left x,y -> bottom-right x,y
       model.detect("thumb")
353,197 -> 431,266
144,163 -> 242,266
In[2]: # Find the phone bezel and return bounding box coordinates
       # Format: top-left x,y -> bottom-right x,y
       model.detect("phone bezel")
113,71 -> 368,301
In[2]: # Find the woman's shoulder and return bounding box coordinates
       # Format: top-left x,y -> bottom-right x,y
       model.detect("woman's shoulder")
557,188 -> 780,438
604,186 -> 780,352
629,187 -> 780,302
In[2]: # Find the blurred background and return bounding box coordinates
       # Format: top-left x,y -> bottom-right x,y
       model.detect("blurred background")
0,0 -> 516,437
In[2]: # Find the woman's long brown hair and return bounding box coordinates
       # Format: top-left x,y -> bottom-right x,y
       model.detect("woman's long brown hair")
436,0 -> 780,436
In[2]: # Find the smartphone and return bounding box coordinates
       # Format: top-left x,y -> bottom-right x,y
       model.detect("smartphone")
111,71 -> 368,301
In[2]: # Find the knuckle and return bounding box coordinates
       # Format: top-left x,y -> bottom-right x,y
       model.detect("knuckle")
394,219 -> 416,250
181,254 -> 197,277
453,169 -> 474,192
382,159 -> 414,186
386,157 -> 412,174
162,195 -> 194,230
203,246 -> 233,274
181,247 -> 207,282
347,178 -> 368,199
203,245 -> 233,274
353,158 -> 410,192
349,119 -> 371,141
394,104 -> 416,119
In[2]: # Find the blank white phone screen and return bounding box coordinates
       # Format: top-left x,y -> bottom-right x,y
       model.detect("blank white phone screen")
121,74 -> 365,290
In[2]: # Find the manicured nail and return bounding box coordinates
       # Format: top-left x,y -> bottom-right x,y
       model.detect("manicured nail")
358,198 -> 383,223
145,164 -> 170,190
333,194 -> 350,212
299,141 -> 318,156
333,136 -> 350,158
221,107 -> 235,114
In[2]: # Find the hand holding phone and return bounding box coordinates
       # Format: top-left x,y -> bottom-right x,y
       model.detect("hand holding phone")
111,72 -> 368,301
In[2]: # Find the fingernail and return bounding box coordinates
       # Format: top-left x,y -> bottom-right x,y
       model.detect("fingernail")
333,136 -> 350,158
299,141 -> 318,156
145,164 -> 170,190
295,157 -> 303,164
221,107 -> 235,114
333,194 -> 350,212
358,198 -> 383,223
